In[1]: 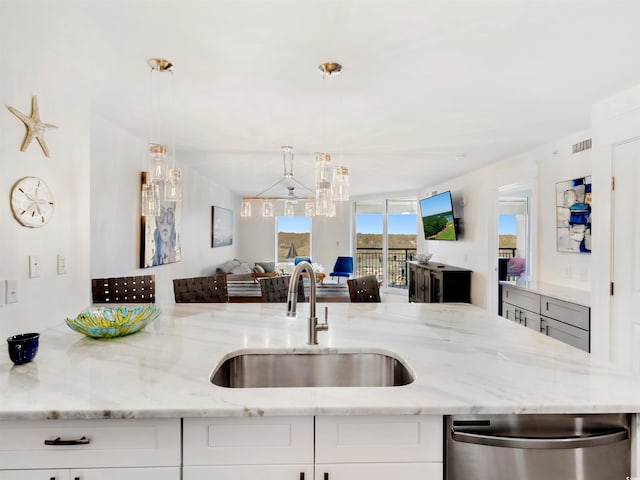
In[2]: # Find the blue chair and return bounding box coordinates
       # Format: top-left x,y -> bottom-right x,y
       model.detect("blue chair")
330,256 -> 354,283
294,256 -> 312,265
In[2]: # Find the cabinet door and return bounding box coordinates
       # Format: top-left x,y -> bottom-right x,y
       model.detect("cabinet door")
429,270 -> 442,303
541,316 -> 590,352
502,302 -> 519,323
315,463 -> 442,480
183,417 -> 314,466
521,310 -> 542,332
184,465 -> 312,480
0,418 -> 180,469
0,470 -> 69,480
502,286 -> 540,313
540,296 -> 589,330
69,468 -> 179,480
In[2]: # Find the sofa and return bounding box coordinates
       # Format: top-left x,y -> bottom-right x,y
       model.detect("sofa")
215,259 -> 277,282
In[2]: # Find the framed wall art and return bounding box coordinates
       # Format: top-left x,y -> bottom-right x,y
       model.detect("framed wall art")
140,172 -> 182,267
212,206 -> 233,248
556,175 -> 591,253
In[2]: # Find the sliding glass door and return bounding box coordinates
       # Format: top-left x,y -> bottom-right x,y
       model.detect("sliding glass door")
355,199 -> 417,290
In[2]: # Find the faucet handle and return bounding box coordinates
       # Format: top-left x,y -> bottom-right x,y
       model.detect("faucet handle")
317,306 -> 329,331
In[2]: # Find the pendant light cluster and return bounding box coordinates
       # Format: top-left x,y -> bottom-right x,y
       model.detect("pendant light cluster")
141,58 -> 183,217
240,146 -> 349,218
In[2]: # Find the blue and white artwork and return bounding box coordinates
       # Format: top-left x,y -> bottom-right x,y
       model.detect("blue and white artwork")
556,176 -> 591,253
212,206 -> 233,248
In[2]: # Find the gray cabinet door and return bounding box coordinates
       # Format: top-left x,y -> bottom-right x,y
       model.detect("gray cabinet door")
540,296 -> 590,330
521,310 -> 542,332
502,303 -> 518,323
541,316 -> 589,352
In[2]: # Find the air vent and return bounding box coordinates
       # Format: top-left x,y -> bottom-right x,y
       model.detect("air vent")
572,138 -> 592,153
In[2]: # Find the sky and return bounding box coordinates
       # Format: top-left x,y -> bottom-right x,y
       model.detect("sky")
419,191 -> 454,217
277,214 -> 417,234
499,215 -> 517,234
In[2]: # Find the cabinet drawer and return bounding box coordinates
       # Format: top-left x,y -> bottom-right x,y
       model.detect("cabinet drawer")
542,316 -> 590,352
0,418 -> 180,470
315,415 -> 442,463
0,470 -> 69,480
541,296 -> 590,330
316,463 -> 442,480
183,417 -> 314,466
502,286 -> 540,313
184,465 -> 313,480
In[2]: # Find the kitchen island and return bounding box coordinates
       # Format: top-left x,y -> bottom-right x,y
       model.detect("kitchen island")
1,303 -> 639,478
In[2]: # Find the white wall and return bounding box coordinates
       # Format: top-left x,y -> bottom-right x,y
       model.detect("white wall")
417,130 -> 593,309
90,114 -> 241,303
0,1 -> 91,337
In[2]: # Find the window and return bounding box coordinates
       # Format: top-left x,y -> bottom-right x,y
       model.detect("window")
276,216 -> 311,263
355,199 -> 417,289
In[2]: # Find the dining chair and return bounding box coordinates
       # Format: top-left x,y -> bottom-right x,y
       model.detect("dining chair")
259,276 -> 305,302
329,256 -> 354,283
91,275 -> 155,303
347,275 -> 381,303
173,275 -> 229,303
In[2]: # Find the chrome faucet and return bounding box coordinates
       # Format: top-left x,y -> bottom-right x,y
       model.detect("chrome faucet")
286,261 -> 328,345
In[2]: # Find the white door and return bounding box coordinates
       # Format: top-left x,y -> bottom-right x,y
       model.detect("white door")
69,468 -> 179,480
612,139 -> 640,369
183,465 -> 313,480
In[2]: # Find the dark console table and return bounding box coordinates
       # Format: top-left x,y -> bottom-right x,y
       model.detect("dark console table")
407,261 -> 471,303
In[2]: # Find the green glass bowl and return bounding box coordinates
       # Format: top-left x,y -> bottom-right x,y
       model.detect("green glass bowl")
65,304 -> 160,338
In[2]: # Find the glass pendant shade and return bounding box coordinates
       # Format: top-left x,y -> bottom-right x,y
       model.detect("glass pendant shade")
240,200 -> 252,217
149,144 -> 168,182
305,202 -> 315,217
141,183 -> 161,216
164,167 -> 182,201
333,166 -> 349,201
262,201 -> 274,217
315,152 -> 334,216
284,200 -> 295,216
282,145 -> 294,178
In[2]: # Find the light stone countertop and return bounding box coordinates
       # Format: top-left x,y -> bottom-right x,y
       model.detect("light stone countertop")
499,279 -> 591,306
0,302 -> 637,420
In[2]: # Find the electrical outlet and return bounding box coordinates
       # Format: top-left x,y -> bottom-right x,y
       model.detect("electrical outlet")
6,280 -> 18,304
29,255 -> 41,278
57,254 -> 67,275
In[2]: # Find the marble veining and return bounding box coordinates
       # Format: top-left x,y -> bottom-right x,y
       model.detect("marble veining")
0,302 -> 638,420
500,279 -> 591,306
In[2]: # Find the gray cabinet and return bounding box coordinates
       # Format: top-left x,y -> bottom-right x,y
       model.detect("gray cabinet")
501,285 -> 590,352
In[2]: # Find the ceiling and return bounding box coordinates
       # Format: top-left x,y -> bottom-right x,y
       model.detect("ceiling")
49,0 -> 640,198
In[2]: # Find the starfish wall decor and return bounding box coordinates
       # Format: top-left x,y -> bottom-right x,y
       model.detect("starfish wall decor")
7,95 -> 58,157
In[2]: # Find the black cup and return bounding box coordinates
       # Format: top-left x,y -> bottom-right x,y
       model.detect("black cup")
7,333 -> 40,365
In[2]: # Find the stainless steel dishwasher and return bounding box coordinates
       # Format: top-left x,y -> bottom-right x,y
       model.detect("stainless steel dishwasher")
446,413 -> 630,479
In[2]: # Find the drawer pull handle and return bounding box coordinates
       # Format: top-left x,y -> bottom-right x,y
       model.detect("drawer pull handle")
44,436 -> 90,446
324,474 -> 329,480
299,473 -> 304,480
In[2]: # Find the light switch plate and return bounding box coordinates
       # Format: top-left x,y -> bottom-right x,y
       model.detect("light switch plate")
29,255 -> 41,278
57,254 -> 67,275
6,280 -> 18,304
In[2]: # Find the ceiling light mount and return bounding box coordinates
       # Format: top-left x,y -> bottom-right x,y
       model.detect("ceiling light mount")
318,62 -> 342,78
147,58 -> 174,73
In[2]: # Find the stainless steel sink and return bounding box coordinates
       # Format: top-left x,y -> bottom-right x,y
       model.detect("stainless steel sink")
210,348 -> 415,388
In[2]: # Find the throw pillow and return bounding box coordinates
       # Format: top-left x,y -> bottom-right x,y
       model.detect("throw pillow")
253,264 -> 265,274
255,261 -> 276,273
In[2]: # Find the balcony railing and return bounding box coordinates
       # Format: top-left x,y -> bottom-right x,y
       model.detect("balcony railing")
498,247 -> 517,258
355,247 -> 417,289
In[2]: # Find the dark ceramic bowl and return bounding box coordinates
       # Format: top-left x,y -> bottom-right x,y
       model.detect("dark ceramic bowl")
7,333 -> 40,365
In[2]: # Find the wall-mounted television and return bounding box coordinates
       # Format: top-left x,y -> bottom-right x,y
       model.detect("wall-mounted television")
419,191 -> 458,240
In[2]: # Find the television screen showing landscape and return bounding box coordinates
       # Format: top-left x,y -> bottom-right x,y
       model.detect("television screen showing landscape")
419,191 -> 457,240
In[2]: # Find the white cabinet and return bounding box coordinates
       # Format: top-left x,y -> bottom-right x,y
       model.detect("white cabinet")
183,416 -> 314,480
0,419 -> 180,480
315,416 -> 442,480
183,416 -> 443,480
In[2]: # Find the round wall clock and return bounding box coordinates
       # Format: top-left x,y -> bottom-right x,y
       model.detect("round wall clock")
10,176 -> 55,227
